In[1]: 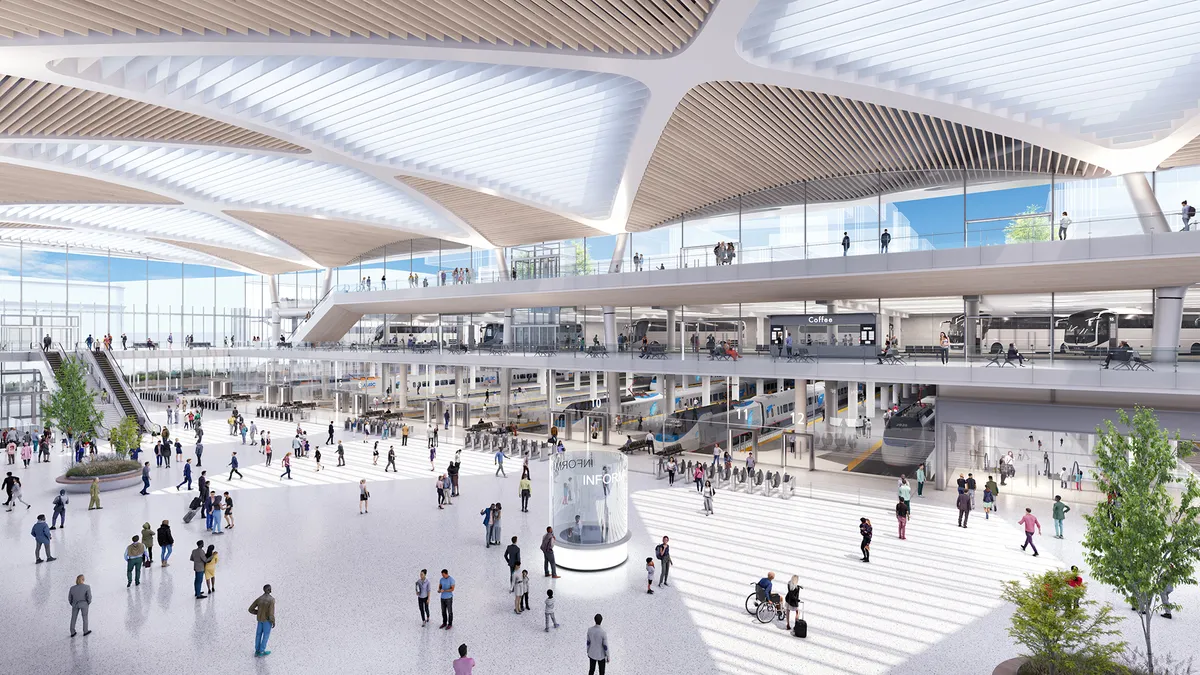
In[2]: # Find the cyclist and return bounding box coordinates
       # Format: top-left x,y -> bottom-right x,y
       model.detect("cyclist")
757,572 -> 782,612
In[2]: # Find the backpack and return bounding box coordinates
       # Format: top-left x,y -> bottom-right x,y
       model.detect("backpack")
654,544 -> 665,560
53,495 -> 63,508
1189,205 -> 1196,219
785,586 -> 800,606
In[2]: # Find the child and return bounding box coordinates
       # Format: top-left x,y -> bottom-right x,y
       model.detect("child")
646,557 -> 655,594
544,589 -> 559,632
982,487 -> 994,519
521,569 -> 531,611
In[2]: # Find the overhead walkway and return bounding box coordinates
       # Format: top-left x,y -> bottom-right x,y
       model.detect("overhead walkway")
111,344 -> 1200,397
291,231 -> 1200,343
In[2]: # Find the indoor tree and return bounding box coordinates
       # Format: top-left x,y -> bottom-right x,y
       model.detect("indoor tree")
1001,569 -> 1124,674
42,356 -> 103,445
1083,407 -> 1200,675
1004,204 -> 1052,243
107,416 -> 143,459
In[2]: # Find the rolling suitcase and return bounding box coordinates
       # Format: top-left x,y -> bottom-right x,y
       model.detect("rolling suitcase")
792,600 -> 807,638
183,508 -> 198,524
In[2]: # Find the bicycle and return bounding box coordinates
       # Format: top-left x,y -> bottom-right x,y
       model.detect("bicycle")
745,582 -> 785,624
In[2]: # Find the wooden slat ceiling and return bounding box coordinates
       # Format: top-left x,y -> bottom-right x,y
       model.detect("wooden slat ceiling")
628,82 -> 1109,231
0,0 -> 712,55
149,238 -> 308,275
353,237 -> 467,264
0,222 -> 63,230
1159,137 -> 1200,170
0,163 -> 180,205
0,76 -> 305,152
226,210 -> 427,268
398,176 -> 605,246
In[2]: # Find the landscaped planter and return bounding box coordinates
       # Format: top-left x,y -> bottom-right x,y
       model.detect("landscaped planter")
56,468 -> 142,493
993,657 -> 1027,675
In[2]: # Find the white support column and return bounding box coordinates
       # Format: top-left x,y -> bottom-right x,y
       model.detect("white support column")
664,374 -> 676,417
731,376 -> 740,402
605,372 -> 620,446
502,309 -> 513,345
1122,173 -> 1172,233
590,370 -> 599,400
603,306 -> 617,348
268,275 -> 281,340
397,364 -> 408,408
776,378 -> 784,392
794,377 -> 808,431
469,366 -> 477,390
321,268 -> 333,296
1153,286 -> 1188,363
755,378 -> 764,397
702,376 -> 711,405
500,367 -> 511,422
546,369 -> 556,432
823,380 -> 835,435
666,308 -> 677,352
454,366 -> 466,398
496,248 -> 509,282
892,385 -> 900,405
866,380 -> 875,416
575,370 -> 582,390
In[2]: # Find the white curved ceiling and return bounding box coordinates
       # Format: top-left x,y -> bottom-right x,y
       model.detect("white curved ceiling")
0,0 -> 1191,273
0,225 -> 232,265
0,142 -> 463,234
55,56 -> 650,218
738,0 -> 1200,147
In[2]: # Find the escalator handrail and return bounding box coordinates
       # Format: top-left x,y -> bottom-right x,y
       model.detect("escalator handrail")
86,347 -> 161,436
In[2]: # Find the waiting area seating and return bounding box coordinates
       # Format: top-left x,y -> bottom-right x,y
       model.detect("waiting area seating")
621,436 -> 654,453
1108,350 -> 1153,371
785,348 -> 816,363
586,345 -> 609,358
534,345 -> 556,356
641,344 -> 666,359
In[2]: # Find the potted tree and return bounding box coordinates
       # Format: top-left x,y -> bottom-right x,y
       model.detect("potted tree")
997,569 -> 1124,675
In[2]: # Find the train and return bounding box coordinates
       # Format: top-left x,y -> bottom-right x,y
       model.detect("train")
481,322 -> 583,348
629,319 -> 748,346
880,396 -> 935,468
651,382 -> 847,453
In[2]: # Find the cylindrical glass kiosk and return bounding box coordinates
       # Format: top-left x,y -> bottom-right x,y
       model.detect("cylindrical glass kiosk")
551,449 -> 629,571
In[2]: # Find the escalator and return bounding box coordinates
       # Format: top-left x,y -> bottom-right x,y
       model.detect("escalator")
92,350 -> 144,428
43,348 -> 65,381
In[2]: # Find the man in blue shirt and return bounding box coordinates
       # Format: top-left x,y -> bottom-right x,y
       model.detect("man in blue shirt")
438,569 -> 455,629
758,571 -> 780,607
228,452 -> 243,481
31,514 -> 55,563
176,459 -> 192,491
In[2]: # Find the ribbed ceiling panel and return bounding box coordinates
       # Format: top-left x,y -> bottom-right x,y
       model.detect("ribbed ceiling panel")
1,142 -> 459,234
226,211 -> 426,267
0,226 -> 229,264
54,56 -> 649,218
739,0 -> 1200,147
0,0 -> 712,54
149,239 -> 310,274
0,204 -> 292,256
398,176 -> 605,246
0,163 -> 179,205
628,82 -> 1107,231
0,76 -> 304,151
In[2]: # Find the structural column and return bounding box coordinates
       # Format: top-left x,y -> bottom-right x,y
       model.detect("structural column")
823,380 -> 836,435
755,378 -> 764,397
502,309 -> 514,345
663,374 -> 676,417
500,367 -> 511,422
268,275 -> 281,340
701,376 -> 711,405
963,295 -> 980,360
1122,173 -> 1172,233
397,364 -> 408,408
666,308 -> 677,352
590,371 -> 599,401
546,369 -> 556,433
605,371 -> 620,446
1152,286 -> 1187,363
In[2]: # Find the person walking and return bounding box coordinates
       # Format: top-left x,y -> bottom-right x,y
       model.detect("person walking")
841,232 -> 850,255
655,536 -> 672,587
895,497 -> 909,539
250,584 -> 276,657
956,490 -> 971,528
985,475 -> 1000,513
1052,495 -> 1071,539
859,517 -> 872,563
495,448 -> 506,477
176,458 -> 193,490
194,441 -> 203,467
401,423 -> 409,446
228,452 -> 243,480
544,589 -> 559,631
385,446 -> 397,472
429,444 -> 436,472
336,441 -> 345,467
223,492 -> 235,529
586,614 -> 610,674
88,477 -> 101,510
437,569 -> 455,630
279,452 -> 292,480
32,514 -> 54,562
327,421 -> 335,445
519,474 -> 531,512
504,536 -> 522,576
313,447 -> 322,471
359,479 -> 370,514
898,477 -> 912,519
124,535 -> 145,587
693,463 -> 704,492
702,480 -> 715,515
541,526 -> 560,578
191,540 -> 209,598
69,574 -> 92,637
1019,507 -> 1042,556
453,644 -> 474,674
141,522 -> 155,563
415,569 -> 431,626
51,489 -> 68,529
157,520 -> 174,567
140,461 -> 151,495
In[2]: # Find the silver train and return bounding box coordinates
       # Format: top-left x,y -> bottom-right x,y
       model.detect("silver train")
879,396 -> 935,468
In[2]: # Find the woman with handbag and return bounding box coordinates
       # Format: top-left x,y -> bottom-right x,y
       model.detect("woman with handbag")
702,480 -> 715,516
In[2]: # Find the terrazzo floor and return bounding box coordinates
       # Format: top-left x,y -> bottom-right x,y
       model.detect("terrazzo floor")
0,412 -> 1195,675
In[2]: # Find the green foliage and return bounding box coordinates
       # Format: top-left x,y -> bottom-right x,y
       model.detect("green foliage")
64,455 -> 139,478
107,416 -> 143,459
42,356 -> 103,442
1084,407 -> 1200,675
1005,204 -> 1052,243
1002,569 -> 1125,675
572,240 -> 593,276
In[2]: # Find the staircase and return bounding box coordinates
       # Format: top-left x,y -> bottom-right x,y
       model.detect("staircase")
44,348 -> 65,381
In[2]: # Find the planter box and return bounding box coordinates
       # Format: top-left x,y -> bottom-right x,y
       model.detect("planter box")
56,468 -> 141,493
993,657 -> 1027,675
